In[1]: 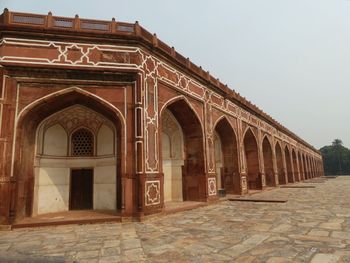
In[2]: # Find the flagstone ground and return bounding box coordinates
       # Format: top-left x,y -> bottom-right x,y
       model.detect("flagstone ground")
0,177 -> 349,263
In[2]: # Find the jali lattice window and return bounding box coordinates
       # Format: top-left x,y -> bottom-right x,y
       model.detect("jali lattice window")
71,128 -> 94,156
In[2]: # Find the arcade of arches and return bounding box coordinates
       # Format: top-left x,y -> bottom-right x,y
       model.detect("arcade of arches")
0,10 -> 324,225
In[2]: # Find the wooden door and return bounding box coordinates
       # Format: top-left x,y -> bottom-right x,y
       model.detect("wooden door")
70,169 -> 93,210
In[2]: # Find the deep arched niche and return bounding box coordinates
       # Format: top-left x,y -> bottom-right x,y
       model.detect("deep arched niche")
298,152 -> 305,180
214,118 -> 240,194
292,149 -> 299,181
262,137 -> 275,187
275,142 -> 286,185
161,99 -> 205,201
284,147 -> 293,183
13,90 -> 123,220
243,128 -> 261,190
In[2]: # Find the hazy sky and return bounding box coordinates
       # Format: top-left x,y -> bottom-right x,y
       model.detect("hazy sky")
1,0 -> 349,149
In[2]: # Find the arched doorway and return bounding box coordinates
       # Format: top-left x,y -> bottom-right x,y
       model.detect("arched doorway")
262,137 -> 275,187
284,147 -> 293,183
275,142 -> 286,185
161,99 -> 205,201
292,149 -> 299,182
13,89 -> 123,220
161,109 -> 184,202
213,118 -> 240,194
243,128 -> 261,190
298,152 -> 305,181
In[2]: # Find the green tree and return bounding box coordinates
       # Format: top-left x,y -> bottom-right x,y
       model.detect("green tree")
320,139 -> 350,175
332,139 -> 343,147
333,139 -> 343,174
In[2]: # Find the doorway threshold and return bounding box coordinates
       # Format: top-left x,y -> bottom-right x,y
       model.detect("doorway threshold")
12,210 -> 121,229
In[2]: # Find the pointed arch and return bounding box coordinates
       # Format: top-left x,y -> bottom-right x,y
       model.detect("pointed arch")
213,116 -> 240,194
284,145 -> 294,183
297,151 -> 305,181
213,115 -> 239,140
161,109 -> 184,202
160,97 -> 205,201
275,141 -> 286,185
17,86 -> 126,127
160,95 -> 204,134
243,127 -> 261,190
13,88 -> 124,219
262,136 -> 275,187
292,149 -> 299,182
262,134 -> 273,147
243,126 -> 259,144
302,154 -> 309,179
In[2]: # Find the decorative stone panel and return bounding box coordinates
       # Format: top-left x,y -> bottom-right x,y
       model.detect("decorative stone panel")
208,177 -> 217,196
145,180 -> 160,206
241,176 -> 247,192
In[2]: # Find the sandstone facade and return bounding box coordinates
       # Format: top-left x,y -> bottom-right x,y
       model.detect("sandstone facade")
0,10 -> 324,225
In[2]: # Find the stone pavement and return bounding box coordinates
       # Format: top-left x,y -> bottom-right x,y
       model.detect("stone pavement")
0,177 -> 350,262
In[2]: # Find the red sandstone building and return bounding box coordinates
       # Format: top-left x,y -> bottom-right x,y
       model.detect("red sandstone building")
0,10 -> 324,226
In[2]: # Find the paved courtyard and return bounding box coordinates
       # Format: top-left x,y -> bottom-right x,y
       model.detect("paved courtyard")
1,177 -> 350,263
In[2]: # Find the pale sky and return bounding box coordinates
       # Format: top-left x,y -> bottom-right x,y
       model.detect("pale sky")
1,0 -> 349,149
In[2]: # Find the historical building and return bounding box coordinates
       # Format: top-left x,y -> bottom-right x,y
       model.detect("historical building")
0,9 -> 324,225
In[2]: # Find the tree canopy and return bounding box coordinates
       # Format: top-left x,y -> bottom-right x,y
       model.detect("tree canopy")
320,139 -> 350,175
